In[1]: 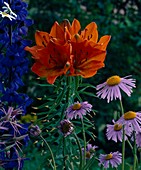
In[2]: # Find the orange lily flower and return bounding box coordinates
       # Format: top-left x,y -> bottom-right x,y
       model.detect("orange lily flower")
34,19 -> 81,46
69,35 -> 107,78
25,19 -> 111,84
25,41 -> 71,84
68,20 -> 111,78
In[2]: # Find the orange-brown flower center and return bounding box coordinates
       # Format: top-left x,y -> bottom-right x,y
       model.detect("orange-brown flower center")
114,124 -> 122,131
105,154 -> 113,160
106,75 -> 121,86
86,152 -> 91,159
62,123 -> 71,133
72,103 -> 81,110
124,111 -> 136,120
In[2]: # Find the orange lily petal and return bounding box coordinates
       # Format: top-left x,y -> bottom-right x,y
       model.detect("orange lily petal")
71,34 -> 83,43
35,30 -> 50,47
75,61 -> 104,78
97,35 -> 111,50
70,40 -> 106,77
30,41 -> 72,84
36,41 -> 71,67
71,40 -> 106,64
50,21 -> 65,40
24,46 -> 45,59
81,22 -> 98,43
32,61 -> 71,84
60,19 -> 72,32
71,19 -> 81,35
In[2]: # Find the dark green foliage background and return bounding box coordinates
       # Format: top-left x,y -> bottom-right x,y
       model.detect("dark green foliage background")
23,0 -> 141,169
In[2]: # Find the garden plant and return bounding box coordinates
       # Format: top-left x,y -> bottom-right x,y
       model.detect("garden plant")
0,0 -> 141,170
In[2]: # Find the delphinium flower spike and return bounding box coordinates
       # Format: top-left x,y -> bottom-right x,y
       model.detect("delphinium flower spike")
96,75 -> 136,103
0,0 -> 33,169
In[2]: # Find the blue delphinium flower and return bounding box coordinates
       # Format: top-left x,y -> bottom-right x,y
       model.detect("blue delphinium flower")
0,0 -> 33,112
0,147 -> 28,170
0,0 -> 33,169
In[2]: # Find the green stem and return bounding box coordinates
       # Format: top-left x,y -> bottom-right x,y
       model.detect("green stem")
133,131 -> 137,170
119,100 -> 125,170
81,118 -> 86,167
73,132 -> 83,170
122,125 -> 125,170
126,139 -> 133,150
66,76 -> 72,106
40,135 -> 56,170
119,100 -> 124,116
74,76 -> 80,92
63,137 -> 66,169
127,139 -> 138,169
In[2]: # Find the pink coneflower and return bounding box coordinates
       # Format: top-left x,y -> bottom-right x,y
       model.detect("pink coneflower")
82,144 -> 98,159
106,120 -> 132,142
117,111 -> 141,133
96,75 -> 136,103
99,151 -> 122,168
58,119 -> 74,137
66,101 -> 92,120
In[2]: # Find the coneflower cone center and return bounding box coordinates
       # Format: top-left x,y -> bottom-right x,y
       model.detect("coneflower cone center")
86,152 -> 91,159
105,154 -> 113,160
114,124 -> 122,131
124,111 -> 136,120
72,103 -> 81,110
62,123 -> 71,133
106,75 -> 121,86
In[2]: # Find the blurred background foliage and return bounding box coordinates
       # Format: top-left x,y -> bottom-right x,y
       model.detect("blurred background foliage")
22,0 -> 141,169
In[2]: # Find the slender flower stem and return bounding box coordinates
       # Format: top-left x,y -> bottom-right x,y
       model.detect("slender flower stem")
73,132 -> 83,170
122,126 -> 125,170
40,135 -> 56,170
63,137 -> 67,169
126,139 -> 133,150
74,76 -> 80,92
127,137 -> 138,169
66,76 -> 72,106
119,100 -> 125,170
119,100 -> 124,116
81,118 -> 86,167
133,131 -> 137,170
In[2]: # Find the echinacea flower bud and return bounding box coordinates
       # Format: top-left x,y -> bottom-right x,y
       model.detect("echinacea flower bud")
58,119 -> 74,137
82,144 -> 98,159
29,125 -> 41,137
